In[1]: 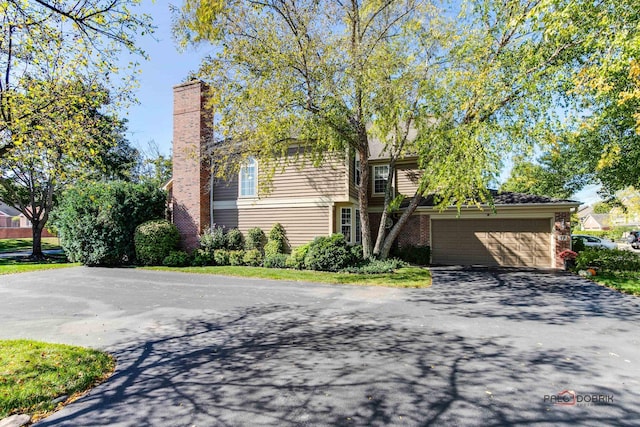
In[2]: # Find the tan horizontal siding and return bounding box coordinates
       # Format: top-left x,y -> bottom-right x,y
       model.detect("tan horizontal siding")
264,157 -> 346,199
396,164 -> 422,197
213,154 -> 347,201
213,178 -> 238,201
213,206 -> 330,247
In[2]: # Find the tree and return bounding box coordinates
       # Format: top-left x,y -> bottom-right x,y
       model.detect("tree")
175,0 -> 639,259
560,0 -> 640,193
0,80 -> 130,258
51,181 -> 167,266
500,150 -> 589,199
0,0 -> 152,159
135,141 -> 173,187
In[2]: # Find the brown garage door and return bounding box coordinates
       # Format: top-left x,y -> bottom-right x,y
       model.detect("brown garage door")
431,218 -> 552,267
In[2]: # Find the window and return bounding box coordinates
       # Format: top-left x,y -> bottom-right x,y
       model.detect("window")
341,208 -> 352,243
240,157 -> 257,197
355,209 -> 361,244
373,165 -> 389,194
353,157 -> 361,186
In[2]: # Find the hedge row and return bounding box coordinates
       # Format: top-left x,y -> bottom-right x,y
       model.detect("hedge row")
575,248 -> 640,272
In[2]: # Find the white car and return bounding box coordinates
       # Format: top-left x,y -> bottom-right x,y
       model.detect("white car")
572,234 -> 618,250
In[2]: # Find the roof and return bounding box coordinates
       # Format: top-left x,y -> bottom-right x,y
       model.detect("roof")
405,190 -> 579,208
582,213 -> 610,228
0,201 -> 22,217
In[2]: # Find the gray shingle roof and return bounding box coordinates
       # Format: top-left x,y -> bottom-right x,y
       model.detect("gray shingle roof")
407,190 -> 578,208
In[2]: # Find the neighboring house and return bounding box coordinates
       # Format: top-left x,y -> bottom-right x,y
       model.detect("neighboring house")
580,213 -> 611,230
0,201 -> 30,228
172,81 -> 578,268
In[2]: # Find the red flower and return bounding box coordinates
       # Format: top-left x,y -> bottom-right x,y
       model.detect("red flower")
559,249 -> 578,260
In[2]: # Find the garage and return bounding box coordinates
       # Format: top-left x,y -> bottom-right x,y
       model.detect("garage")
431,218 -> 553,268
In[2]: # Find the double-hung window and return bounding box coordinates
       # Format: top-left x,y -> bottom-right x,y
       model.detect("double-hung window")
239,157 -> 257,197
373,165 -> 389,194
353,157 -> 361,186
341,208 -> 352,243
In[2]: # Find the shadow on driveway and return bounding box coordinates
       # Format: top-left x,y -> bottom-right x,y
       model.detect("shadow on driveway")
37,295 -> 639,426
421,267 -> 640,325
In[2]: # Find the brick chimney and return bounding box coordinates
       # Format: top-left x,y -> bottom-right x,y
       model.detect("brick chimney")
172,81 -> 211,251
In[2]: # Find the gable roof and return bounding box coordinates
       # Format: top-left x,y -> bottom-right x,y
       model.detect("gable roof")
0,201 -> 22,217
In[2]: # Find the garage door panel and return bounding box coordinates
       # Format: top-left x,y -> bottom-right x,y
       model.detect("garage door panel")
431,218 -> 552,267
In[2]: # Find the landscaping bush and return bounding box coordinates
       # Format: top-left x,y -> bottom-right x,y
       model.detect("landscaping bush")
162,250 -> 191,267
213,249 -> 230,266
342,258 -> 408,274
392,244 -> 431,266
229,250 -> 245,266
286,242 -> 312,269
50,181 -> 166,266
264,223 -> 289,256
199,225 -> 227,252
134,220 -> 180,266
349,244 -> 364,264
575,248 -> 640,272
263,253 -> 289,268
571,237 -> 586,252
246,227 -> 267,251
304,234 -> 351,272
226,228 -> 244,250
192,249 -> 215,266
243,249 -> 263,267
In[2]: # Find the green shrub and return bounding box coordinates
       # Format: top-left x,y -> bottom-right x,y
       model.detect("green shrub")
213,249 -> 230,266
192,249 -> 215,266
134,220 -> 180,266
263,253 -> 289,268
246,227 -> 267,251
243,249 -> 263,267
575,248 -> 640,272
392,244 -> 431,266
286,242 -> 312,269
304,234 -> 351,272
226,228 -> 244,250
229,250 -> 245,266
199,225 -> 227,252
265,223 -> 289,256
571,237 -> 586,252
162,250 -> 191,267
50,181 -> 166,266
342,258 -> 408,274
349,244 -> 364,264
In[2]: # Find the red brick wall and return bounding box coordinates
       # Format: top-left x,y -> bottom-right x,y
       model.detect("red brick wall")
0,228 -> 55,239
368,213 -> 430,249
554,211 -> 571,268
172,81 -> 211,251
397,215 -> 430,248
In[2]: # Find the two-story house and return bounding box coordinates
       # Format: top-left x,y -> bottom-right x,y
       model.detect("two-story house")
171,81 -> 578,268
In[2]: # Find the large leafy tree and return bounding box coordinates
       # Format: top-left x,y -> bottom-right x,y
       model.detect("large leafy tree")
562,0 -> 640,193
0,0 -> 152,159
175,0 -> 638,259
0,80 -> 129,258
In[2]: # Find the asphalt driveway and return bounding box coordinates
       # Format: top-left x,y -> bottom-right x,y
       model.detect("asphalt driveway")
1,267 -> 639,426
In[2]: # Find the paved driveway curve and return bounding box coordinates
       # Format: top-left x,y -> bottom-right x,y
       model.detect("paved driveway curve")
1,267 -> 639,426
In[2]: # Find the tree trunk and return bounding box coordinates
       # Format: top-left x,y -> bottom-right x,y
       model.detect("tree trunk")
31,221 -> 45,260
358,146 -> 373,258
378,191 -> 424,259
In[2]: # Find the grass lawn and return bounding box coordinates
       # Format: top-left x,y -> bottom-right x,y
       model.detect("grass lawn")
0,237 -> 61,253
591,272 -> 640,296
146,265 -> 431,288
0,340 -> 114,420
0,256 -> 78,275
